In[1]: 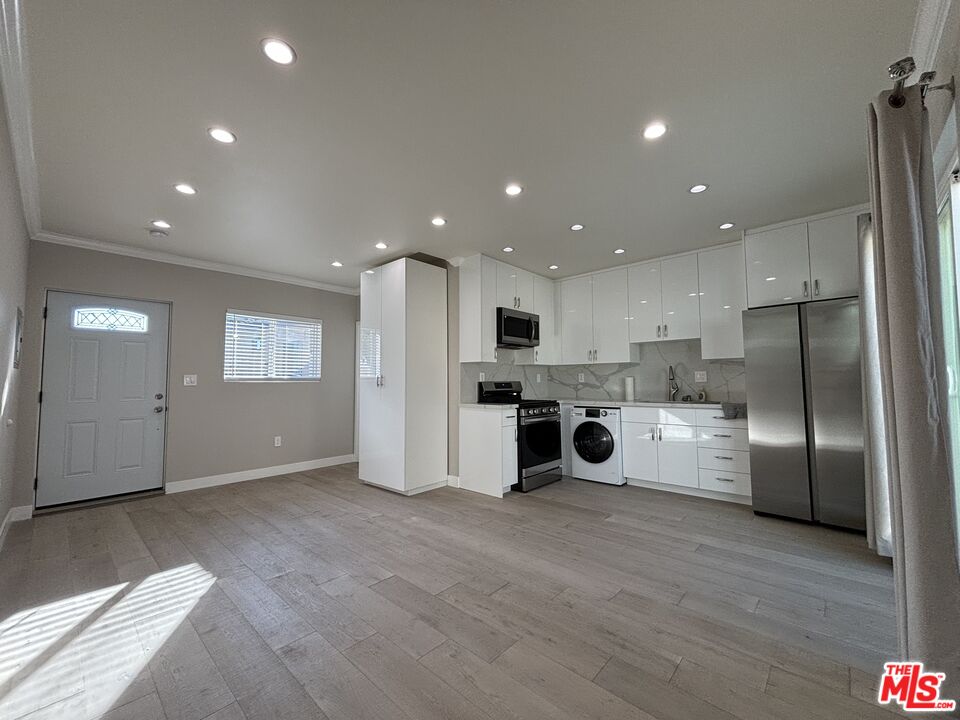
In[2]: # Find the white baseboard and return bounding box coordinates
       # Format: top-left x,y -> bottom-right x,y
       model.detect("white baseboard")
446,475 -> 460,488
625,478 -> 752,505
166,454 -> 357,494
0,505 -> 33,553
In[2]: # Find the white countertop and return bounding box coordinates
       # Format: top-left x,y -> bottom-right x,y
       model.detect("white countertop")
558,400 -> 723,409
462,400 -> 727,410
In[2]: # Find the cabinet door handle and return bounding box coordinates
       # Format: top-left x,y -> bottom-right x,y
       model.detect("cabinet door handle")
664,323 -> 669,337
713,433 -> 732,438
657,427 -> 662,441
814,279 -> 820,296
650,429 -> 656,441
656,325 -> 661,338
515,428 -> 518,441
802,280 -> 809,297
715,476 -> 734,482
714,455 -> 734,460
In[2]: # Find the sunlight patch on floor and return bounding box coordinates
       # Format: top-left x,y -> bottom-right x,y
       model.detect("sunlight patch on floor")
0,563 -> 215,720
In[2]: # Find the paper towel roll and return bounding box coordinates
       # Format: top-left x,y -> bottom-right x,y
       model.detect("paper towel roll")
624,376 -> 635,402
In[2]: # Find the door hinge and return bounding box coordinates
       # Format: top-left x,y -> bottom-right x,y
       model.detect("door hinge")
38,391 -> 42,404
42,306 -> 48,319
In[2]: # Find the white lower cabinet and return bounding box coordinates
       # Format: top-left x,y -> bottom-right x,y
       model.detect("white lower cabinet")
501,423 -> 518,492
657,424 -> 699,488
620,405 -> 749,501
621,422 -> 658,482
459,407 -> 517,498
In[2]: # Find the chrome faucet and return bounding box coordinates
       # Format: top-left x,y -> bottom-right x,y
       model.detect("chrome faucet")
668,365 -> 680,401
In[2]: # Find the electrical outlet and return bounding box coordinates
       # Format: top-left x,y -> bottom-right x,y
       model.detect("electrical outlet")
479,372 -> 485,382
536,373 -> 542,383
578,372 -> 585,383
183,374 -> 197,386
695,370 -> 707,383
274,436 -> 282,447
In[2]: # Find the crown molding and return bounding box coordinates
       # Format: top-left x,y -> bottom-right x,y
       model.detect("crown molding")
0,0 -> 41,236
911,0 -> 954,74
34,231 -> 359,295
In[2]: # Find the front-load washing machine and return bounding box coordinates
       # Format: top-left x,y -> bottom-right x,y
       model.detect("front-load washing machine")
570,406 -> 625,485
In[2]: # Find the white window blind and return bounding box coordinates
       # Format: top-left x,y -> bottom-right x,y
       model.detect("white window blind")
224,310 -> 322,381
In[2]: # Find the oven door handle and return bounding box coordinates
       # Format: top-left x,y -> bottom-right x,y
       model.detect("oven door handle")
519,416 -> 561,425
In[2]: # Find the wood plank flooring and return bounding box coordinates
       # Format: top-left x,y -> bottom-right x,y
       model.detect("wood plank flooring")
0,464 -> 905,720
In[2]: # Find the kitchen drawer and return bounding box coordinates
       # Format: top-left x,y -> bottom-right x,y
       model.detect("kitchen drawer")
695,409 -> 748,430
698,447 -> 751,474
697,427 -> 749,451
699,469 -> 751,496
501,410 -> 518,427
622,406 -> 697,426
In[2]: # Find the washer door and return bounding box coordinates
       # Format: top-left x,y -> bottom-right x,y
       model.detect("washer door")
573,421 -> 614,464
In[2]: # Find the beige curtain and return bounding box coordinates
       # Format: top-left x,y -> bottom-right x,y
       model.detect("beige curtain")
867,84 -> 960,692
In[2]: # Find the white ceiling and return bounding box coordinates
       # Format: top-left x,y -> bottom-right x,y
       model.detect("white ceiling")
20,0 -> 917,290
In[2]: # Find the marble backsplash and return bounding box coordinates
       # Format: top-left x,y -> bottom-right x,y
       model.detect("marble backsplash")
460,339 -> 746,404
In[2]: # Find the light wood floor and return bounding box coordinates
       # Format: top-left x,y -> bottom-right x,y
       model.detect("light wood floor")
0,464 -> 904,720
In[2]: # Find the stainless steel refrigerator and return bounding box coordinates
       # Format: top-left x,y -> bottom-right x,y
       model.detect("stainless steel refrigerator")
743,298 -> 866,530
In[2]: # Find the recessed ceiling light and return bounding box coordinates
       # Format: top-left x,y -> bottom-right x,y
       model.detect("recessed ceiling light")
614,248 -> 625,254
208,127 -> 237,144
722,305 -> 731,309
151,220 -> 171,229
364,269 -> 375,274
689,184 -> 709,194
548,265 -> 559,270
174,183 -> 197,195
148,229 -> 168,239
331,261 -> 343,267
502,246 -> 514,253
261,38 -> 297,65
719,222 -> 735,230
765,276 -> 777,282
688,293 -> 697,297
642,122 -> 667,140
505,183 -> 523,196
570,224 -> 584,231
431,216 -> 446,227
375,241 -> 388,249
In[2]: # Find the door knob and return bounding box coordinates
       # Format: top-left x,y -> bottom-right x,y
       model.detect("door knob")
154,406 -> 164,413
155,393 -> 164,400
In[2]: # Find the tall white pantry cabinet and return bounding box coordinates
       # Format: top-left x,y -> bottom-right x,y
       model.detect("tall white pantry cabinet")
359,258 -> 448,495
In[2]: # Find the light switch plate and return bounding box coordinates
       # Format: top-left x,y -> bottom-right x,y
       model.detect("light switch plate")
183,374 -> 197,386
274,436 -> 282,447
694,370 -> 707,383
578,373 -> 585,383
536,373 -> 541,383
479,372 -> 485,382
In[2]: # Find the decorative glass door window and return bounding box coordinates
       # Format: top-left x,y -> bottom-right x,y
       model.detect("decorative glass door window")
73,307 -> 149,332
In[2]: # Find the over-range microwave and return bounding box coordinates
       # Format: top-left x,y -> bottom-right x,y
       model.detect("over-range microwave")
497,307 -> 540,348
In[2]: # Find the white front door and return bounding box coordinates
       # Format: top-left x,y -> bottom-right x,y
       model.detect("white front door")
36,292 -> 169,508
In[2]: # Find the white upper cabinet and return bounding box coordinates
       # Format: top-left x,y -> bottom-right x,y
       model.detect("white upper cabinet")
659,255 -> 700,340
745,223 -> 811,308
592,268 -> 630,363
560,276 -> 595,364
745,209 -> 862,309
532,273 -> 558,364
808,213 -> 860,300
627,262 -> 662,343
496,261 -> 535,311
698,243 -> 747,359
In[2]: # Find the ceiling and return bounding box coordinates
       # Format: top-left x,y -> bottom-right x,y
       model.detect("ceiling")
19,0 -> 917,291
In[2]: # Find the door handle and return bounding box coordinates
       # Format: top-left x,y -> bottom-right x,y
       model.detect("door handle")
814,279 -> 820,296
155,393 -> 164,400
802,280 -> 809,297
154,406 -> 164,413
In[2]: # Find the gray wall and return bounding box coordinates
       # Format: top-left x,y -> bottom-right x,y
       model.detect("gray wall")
0,86 -> 30,524
14,242 -> 358,508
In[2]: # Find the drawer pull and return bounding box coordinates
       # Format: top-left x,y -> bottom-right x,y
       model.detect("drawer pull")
712,433 -> 732,438
712,415 -> 727,420
714,455 -> 734,460
715,476 -> 734,482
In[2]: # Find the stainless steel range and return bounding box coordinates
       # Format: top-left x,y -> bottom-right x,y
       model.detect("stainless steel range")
476,382 -> 562,492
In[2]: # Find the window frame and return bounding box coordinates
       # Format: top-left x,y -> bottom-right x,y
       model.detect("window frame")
223,308 -> 323,383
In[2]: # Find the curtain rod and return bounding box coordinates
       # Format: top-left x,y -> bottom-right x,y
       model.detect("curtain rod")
887,56 -> 956,108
